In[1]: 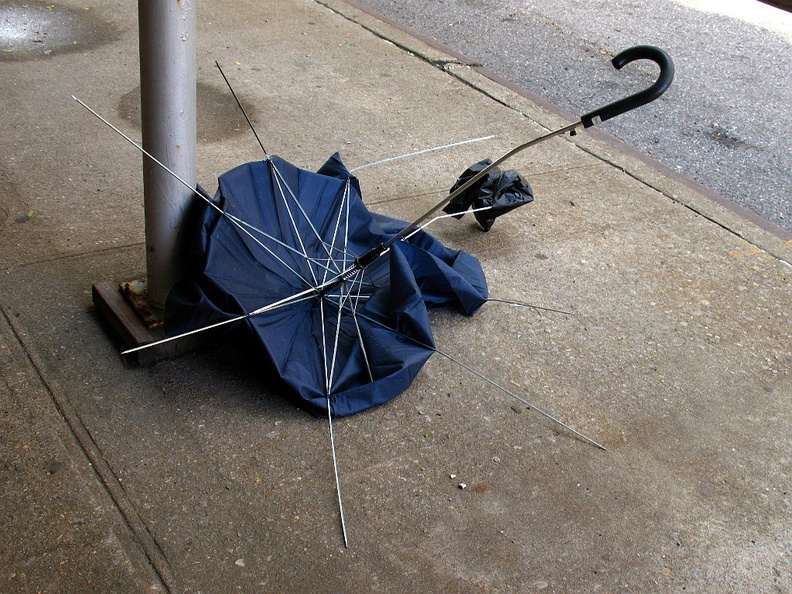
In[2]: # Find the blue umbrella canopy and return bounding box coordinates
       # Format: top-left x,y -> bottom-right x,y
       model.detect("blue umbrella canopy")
166,153 -> 487,416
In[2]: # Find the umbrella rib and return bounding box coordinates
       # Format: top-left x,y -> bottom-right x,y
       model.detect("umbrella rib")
321,275 -> 367,549
326,397 -> 349,548
486,298 -> 574,316
348,309 -> 606,451
269,161 -> 344,276
320,295 -> 330,394
323,181 -> 367,394
319,199 -> 358,395
431,348 -> 606,451
70,97 -> 317,289
330,189 -> 377,390
349,272 -> 375,384
320,250 -> 353,550
323,268 -> 362,393
214,61 -> 269,157
340,197 -> 375,384
269,164 -> 321,287
327,293 -> 346,392
222,209 -> 315,289
350,135 -> 495,173
321,180 -> 351,285
322,193 -> 355,394
401,206 -> 495,240
215,60 -> 352,279
224,211 -> 342,280
342,180 -> 353,271
121,286 -> 318,356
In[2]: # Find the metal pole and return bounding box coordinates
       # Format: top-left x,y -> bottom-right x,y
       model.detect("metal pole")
138,0 -> 197,307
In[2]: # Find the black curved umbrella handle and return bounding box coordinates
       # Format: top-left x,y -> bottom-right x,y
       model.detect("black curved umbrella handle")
580,45 -> 674,128
380,45 -> 674,253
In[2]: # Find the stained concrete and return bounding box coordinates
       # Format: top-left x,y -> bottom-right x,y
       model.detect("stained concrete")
0,1 -> 116,61
0,0 -> 790,592
117,82 -> 261,144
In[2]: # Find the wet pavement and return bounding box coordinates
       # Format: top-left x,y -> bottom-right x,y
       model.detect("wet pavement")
0,1 -> 116,61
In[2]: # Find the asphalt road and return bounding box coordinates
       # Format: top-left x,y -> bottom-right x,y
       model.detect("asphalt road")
357,0 -> 792,233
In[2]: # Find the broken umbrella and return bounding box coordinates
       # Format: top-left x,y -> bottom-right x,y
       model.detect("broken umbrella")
75,44 -> 673,546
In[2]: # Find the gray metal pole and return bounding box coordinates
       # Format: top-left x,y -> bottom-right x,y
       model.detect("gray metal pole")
138,0 -> 197,307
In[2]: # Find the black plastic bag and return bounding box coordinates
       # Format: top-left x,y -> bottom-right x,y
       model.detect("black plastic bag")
444,159 -> 534,231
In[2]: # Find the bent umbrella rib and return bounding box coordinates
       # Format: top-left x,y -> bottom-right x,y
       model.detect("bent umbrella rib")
351,309 -> 606,451
326,397 -> 349,548
434,348 -> 606,451
72,96 -> 317,290
121,283 -> 318,355
269,161 -> 344,277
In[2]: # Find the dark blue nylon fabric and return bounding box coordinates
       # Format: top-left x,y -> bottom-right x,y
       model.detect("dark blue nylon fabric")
165,154 -> 488,416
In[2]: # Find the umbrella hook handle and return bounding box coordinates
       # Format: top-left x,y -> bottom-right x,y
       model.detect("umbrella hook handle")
580,45 -> 674,128
369,46 -> 675,260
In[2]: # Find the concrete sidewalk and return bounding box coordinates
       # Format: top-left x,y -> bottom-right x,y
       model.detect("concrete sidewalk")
1,0 -> 790,592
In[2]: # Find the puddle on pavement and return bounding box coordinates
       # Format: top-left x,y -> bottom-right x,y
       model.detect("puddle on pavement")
118,84 -> 260,143
0,1 -> 115,61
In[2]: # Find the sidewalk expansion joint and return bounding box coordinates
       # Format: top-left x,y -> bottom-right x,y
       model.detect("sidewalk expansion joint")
1,242 -> 145,275
0,302 -> 177,593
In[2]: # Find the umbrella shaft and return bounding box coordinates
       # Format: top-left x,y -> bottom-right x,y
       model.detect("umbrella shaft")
383,121 -> 581,249
349,122 -> 579,276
